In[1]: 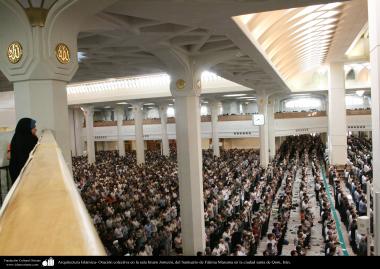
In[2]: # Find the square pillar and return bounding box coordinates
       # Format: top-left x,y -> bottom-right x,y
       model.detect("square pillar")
83,106 -> 95,164
174,94 -> 205,255
159,104 -> 170,157
14,80 -> 71,167
258,94 -> 269,168
133,104 -> 145,165
328,63 -> 347,166
74,108 -> 84,156
115,106 -> 126,157
211,101 -> 220,157
368,0 -> 380,255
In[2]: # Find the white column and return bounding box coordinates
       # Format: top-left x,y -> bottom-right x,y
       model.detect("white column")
0,0 -> 116,170
159,104 -> 170,157
74,108 -> 84,156
211,101 -> 220,157
258,93 -> 269,168
14,80 -> 71,166
84,106 -> 95,164
328,63 -> 347,165
115,106 -> 126,157
268,99 -> 276,161
104,110 -> 112,121
368,0 -> 380,255
241,102 -> 247,114
221,102 -> 230,115
68,108 -> 76,157
133,103 -> 145,165
229,101 -> 239,114
174,92 -> 205,255
246,102 -> 256,114
152,48 -> 206,255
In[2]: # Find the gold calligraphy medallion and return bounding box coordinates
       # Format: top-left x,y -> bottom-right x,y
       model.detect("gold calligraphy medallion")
176,79 -> 186,90
7,42 -> 23,64
55,43 -> 70,64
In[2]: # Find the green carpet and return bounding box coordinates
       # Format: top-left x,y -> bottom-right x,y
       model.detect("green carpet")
320,162 -> 349,256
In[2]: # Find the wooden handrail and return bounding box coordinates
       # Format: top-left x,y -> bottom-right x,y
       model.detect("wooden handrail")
0,130 -> 106,256
274,111 -> 327,119
89,110 -> 371,127
346,109 -> 371,115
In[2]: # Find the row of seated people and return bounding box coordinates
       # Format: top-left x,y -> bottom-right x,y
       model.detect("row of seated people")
327,136 -> 372,255
348,108 -> 371,110
311,157 -> 346,256
290,152 -> 314,255
262,135 -> 326,256
331,173 -> 368,256
276,109 -> 322,114
263,163 -> 297,256
278,137 -> 346,256
282,137 -> 325,256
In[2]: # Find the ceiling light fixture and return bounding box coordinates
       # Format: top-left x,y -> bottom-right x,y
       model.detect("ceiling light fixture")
223,94 -> 247,97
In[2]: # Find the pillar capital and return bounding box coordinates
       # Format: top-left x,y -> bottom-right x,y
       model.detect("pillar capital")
257,93 -> 268,102
82,105 -> 94,115
114,105 -> 125,115
209,99 -> 221,108
158,105 -> 169,118
157,101 -> 169,111
131,102 -> 144,110
0,0 -> 116,83
151,48 -> 203,97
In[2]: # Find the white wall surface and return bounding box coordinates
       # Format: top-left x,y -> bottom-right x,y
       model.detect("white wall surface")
0,92 -> 15,128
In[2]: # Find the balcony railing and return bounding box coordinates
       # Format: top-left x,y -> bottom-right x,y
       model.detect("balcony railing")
88,110 -> 371,127
0,130 -> 106,255
274,111 -> 327,119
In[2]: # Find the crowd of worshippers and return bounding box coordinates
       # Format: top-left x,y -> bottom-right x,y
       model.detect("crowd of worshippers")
327,136 -> 372,256
72,134 -> 345,256
289,151 -> 314,256
73,148 -> 278,256
262,135 -> 329,256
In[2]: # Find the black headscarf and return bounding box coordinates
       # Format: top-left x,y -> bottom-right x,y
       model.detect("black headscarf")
9,118 -> 38,182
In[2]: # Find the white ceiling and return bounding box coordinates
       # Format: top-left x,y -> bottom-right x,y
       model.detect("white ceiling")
0,0 -> 361,96
72,0 -> 349,93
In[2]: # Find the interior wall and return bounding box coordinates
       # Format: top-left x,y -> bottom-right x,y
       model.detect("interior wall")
95,141 -> 118,152
0,92 -> 16,128
222,138 -> 260,150
131,140 -> 147,151
202,138 -> 210,150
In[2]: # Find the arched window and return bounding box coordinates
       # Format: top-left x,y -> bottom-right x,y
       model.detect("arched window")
346,69 -> 356,80
345,95 -> 364,108
167,107 -> 175,117
200,105 -> 209,116
283,97 -> 322,112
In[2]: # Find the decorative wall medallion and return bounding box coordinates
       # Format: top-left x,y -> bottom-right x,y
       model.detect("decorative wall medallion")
55,43 -> 70,64
176,79 -> 186,90
7,41 -> 23,64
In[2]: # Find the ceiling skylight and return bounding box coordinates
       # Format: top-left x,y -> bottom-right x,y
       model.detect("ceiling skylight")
236,1 -> 345,81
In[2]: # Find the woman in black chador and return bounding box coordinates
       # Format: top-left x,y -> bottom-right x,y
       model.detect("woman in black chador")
9,118 -> 38,183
